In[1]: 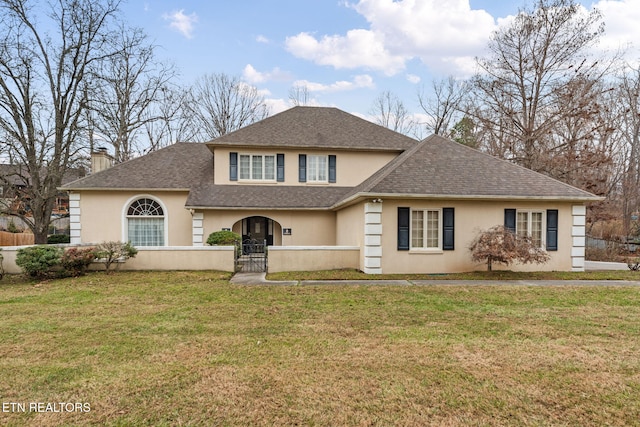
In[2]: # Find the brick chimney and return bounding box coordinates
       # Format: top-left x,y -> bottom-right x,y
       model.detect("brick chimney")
91,147 -> 114,174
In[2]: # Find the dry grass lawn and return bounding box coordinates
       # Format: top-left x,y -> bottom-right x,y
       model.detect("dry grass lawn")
1,271 -> 640,426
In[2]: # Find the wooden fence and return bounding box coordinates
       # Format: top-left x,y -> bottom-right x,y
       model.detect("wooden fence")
0,230 -> 34,246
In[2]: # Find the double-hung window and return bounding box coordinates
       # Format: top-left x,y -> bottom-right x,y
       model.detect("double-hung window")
307,155 -> 328,182
516,211 -> 544,247
239,154 -> 275,181
411,209 -> 441,249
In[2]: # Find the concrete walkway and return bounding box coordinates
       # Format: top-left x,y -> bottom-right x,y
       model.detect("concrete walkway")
229,272 -> 640,286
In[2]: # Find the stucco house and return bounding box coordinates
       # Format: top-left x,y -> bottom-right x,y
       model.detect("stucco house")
61,106 -> 600,274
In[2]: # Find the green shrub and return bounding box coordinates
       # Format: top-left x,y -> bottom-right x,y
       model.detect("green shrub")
61,247 -> 96,276
48,234 -> 70,244
16,245 -> 63,278
206,230 -> 241,246
94,241 -> 138,273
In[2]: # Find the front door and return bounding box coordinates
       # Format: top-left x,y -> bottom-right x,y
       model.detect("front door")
242,216 -> 274,246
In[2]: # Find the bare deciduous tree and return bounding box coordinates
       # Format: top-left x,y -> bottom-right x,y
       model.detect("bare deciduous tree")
369,90 -> 415,136
418,76 -> 467,136
470,0 -> 606,171
0,0 -> 121,243
289,84 -> 311,106
89,26 -> 177,163
186,73 -> 269,141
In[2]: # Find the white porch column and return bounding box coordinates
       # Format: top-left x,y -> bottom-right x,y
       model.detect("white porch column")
192,212 -> 204,246
571,205 -> 587,271
69,192 -> 81,245
364,202 -> 383,274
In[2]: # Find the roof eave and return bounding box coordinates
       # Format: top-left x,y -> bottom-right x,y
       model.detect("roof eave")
332,192 -> 604,209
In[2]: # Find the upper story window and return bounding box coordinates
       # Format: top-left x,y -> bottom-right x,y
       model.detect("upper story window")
230,152 -> 284,182
307,155 -> 328,182
239,154 -> 275,181
298,154 -> 336,183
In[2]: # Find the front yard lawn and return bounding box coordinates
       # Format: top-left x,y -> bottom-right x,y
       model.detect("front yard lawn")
1,270 -> 640,426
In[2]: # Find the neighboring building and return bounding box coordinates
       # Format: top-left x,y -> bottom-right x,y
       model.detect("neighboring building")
61,106 -> 600,273
0,164 -> 85,217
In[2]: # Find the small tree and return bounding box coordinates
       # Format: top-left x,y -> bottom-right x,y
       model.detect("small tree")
94,241 -> 138,273
469,225 -> 550,271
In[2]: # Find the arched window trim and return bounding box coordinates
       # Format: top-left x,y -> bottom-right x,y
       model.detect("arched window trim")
122,195 -> 169,246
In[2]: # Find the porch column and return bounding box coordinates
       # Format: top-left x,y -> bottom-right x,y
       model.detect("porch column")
192,211 -> 204,246
69,192 -> 81,245
571,205 -> 586,272
364,202 -> 383,274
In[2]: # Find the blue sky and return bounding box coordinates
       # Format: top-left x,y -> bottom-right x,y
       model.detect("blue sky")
122,0 -> 640,120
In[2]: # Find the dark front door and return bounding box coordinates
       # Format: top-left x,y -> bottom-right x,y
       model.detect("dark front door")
242,216 -> 273,246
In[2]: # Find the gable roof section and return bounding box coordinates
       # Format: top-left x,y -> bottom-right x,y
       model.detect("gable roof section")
207,106 -> 417,152
340,134 -> 600,203
62,143 -> 210,190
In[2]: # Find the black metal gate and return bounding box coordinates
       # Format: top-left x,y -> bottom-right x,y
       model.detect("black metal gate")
235,239 -> 267,272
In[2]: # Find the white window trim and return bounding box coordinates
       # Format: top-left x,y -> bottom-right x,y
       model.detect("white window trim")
307,154 -> 329,183
516,209 -> 546,249
238,153 -> 276,182
122,195 -> 169,246
409,208 -> 442,253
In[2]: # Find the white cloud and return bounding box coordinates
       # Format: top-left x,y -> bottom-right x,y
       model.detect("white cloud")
593,0 -> 640,56
286,30 -> 406,75
293,74 -> 375,92
256,35 -> 270,44
243,64 -> 292,84
285,0 -> 496,77
162,9 -> 198,39
406,74 -> 421,84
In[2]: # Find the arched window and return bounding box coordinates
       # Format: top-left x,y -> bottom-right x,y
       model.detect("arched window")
126,197 -> 165,246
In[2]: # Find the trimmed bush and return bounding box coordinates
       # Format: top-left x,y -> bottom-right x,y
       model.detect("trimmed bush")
48,234 -> 70,244
206,230 -> 241,246
16,245 -> 63,278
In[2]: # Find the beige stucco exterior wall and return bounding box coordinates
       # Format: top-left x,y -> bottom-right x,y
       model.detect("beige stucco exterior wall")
200,209 -> 337,246
74,190 -> 193,246
337,199 -> 579,274
268,247 -> 360,273
212,147 -> 397,186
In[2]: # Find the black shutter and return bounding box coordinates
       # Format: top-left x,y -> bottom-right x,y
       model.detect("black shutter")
443,208 -> 455,250
547,209 -> 558,251
298,154 -> 307,182
398,207 -> 410,251
504,209 -> 516,233
230,152 -> 238,181
276,154 -> 285,182
328,155 -> 336,183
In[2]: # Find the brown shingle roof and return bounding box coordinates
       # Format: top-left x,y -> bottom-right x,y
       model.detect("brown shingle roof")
186,184 -> 352,209
62,112 -> 600,208
206,106 -> 417,152
341,134 -> 600,202
62,143 -> 211,190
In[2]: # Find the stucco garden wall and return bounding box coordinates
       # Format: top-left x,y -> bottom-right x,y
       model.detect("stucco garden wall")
268,246 -> 360,273
1,245 -> 235,274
